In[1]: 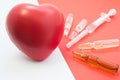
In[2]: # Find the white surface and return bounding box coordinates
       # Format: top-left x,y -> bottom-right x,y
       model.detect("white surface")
0,0 -> 75,80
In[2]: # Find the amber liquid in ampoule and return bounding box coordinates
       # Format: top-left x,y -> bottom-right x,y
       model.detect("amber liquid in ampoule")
73,51 -> 119,74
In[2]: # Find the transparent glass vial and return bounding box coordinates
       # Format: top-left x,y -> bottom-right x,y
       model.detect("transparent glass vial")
79,39 -> 120,50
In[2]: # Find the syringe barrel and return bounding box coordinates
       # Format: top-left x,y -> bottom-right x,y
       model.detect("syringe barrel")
86,24 -> 96,33
86,10 -> 115,33
92,13 -> 110,27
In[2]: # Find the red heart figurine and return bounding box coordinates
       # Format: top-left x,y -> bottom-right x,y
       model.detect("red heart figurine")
6,3 -> 64,61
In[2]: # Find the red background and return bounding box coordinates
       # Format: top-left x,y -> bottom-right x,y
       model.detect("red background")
38,0 -> 120,80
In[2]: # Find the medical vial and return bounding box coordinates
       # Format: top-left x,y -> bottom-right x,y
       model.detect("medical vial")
64,13 -> 73,36
79,42 -> 93,50
93,39 -> 120,49
69,19 -> 87,40
73,51 -> 119,74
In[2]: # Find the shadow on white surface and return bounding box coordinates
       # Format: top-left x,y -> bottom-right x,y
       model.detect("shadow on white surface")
0,48 -> 73,80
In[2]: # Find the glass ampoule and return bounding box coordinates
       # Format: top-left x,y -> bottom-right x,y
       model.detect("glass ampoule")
69,19 -> 87,40
73,51 -> 119,74
78,39 -> 120,50
64,13 -> 74,37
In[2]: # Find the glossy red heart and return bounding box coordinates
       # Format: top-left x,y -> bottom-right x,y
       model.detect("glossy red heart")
6,3 -> 64,61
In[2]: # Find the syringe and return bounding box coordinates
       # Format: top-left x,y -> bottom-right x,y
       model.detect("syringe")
66,9 -> 117,48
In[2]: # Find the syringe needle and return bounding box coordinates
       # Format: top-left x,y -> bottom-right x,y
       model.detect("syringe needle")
73,51 -> 119,74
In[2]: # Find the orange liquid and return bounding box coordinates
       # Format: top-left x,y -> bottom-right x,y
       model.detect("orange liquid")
73,51 -> 119,74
